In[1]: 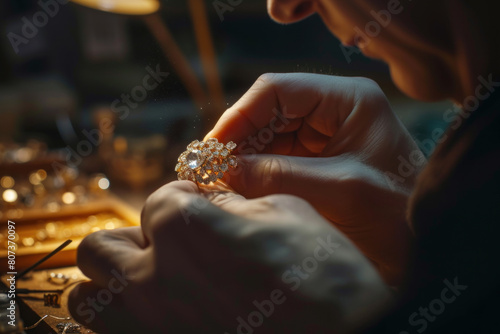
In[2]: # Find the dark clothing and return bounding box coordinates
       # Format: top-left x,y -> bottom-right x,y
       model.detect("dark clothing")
372,86 -> 500,333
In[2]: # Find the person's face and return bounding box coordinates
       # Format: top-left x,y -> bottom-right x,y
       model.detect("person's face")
267,0 -> 456,101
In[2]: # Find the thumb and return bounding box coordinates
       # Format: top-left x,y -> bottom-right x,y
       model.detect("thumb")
226,154 -> 371,214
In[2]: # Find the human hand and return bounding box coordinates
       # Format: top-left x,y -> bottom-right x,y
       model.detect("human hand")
205,73 -> 424,284
68,181 -> 391,333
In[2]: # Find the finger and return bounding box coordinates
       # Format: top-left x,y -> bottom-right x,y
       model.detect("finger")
68,281 -> 145,333
204,73 -> 359,145
204,73 -> 320,144
140,181 -> 205,243
77,227 -> 146,288
224,154 -> 383,220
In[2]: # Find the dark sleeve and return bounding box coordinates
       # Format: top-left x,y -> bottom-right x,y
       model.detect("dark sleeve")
368,91 -> 500,334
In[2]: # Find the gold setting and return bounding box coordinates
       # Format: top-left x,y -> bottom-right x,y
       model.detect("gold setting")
175,138 -> 237,184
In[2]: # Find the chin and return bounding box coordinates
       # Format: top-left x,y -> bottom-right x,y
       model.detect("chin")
389,65 -> 450,102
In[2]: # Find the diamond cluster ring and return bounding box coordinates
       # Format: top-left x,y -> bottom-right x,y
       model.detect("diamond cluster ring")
175,138 -> 238,185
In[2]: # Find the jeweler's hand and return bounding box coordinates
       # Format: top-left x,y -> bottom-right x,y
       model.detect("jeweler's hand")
205,73 -> 424,285
69,181 -> 391,334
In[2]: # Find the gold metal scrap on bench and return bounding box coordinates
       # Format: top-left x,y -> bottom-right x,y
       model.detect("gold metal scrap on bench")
175,138 -> 238,185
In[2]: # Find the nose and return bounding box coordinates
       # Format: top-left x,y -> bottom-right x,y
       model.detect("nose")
267,0 -> 316,24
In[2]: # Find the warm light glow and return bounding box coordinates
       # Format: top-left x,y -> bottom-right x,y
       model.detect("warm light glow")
98,178 -> 110,190
2,189 -> 18,203
70,0 -> 160,15
29,172 -> 41,185
1,176 -> 15,188
22,237 -> 35,247
62,192 -> 77,204
37,169 -> 47,181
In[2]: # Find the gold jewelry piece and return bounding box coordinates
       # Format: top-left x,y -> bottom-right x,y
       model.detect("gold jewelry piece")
175,138 -> 238,185
48,272 -> 70,285
57,322 -> 82,333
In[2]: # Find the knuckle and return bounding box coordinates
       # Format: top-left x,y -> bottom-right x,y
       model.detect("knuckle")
77,230 -> 109,260
256,72 -> 279,86
352,77 -> 390,110
353,76 -> 381,91
264,193 -> 310,209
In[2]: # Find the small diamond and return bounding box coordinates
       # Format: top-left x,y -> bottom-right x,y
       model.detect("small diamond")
202,148 -> 211,155
221,149 -> 229,157
175,163 -> 182,172
213,150 -> 220,156
185,169 -> 195,181
228,156 -> 237,167
204,163 -> 212,170
216,143 -> 224,150
195,174 -> 204,183
186,150 -> 205,169
209,173 -> 217,183
217,172 -> 224,179
178,151 -> 187,162
226,141 -> 237,150
203,177 -> 210,185
188,140 -> 199,149
207,138 -> 218,143
212,164 -> 219,172
220,164 -> 228,172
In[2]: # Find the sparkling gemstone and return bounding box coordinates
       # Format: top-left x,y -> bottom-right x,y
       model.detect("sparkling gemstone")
185,169 -> 195,181
174,163 -> 182,172
212,164 -> 219,172
220,164 -> 228,172
228,156 -> 237,167
221,149 -> 229,157
186,150 -> 205,169
209,173 -> 217,182
217,172 -> 224,179
207,138 -> 218,143
226,141 -> 237,150
195,174 -> 204,183
216,143 -> 224,150
203,177 -> 210,185
178,151 -> 187,162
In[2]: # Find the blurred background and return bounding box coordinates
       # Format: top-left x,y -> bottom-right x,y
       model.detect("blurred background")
0,0 -> 453,210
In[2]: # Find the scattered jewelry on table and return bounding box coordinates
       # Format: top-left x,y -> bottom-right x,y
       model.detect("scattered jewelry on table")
48,272 -> 70,285
23,314 -> 71,330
